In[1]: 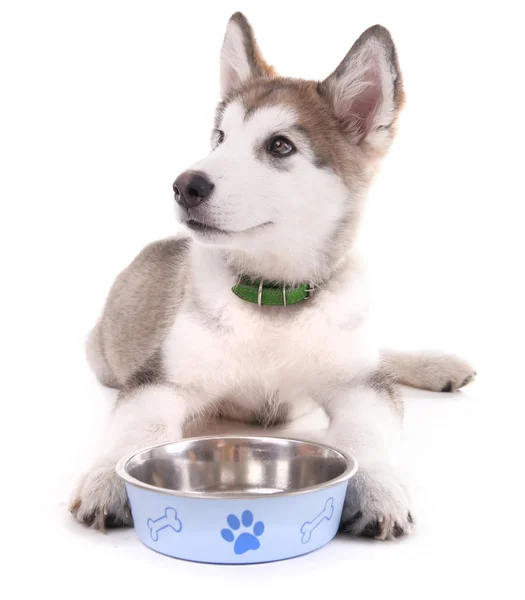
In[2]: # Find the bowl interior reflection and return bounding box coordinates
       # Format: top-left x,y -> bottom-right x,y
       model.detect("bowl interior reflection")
125,437 -> 349,495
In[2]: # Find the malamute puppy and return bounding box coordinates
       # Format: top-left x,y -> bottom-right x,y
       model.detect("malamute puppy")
71,13 -> 475,540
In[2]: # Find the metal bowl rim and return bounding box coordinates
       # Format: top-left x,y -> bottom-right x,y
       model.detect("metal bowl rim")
115,434 -> 358,499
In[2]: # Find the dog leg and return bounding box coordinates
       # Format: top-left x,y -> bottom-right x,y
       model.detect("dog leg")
85,321 -> 119,388
70,383 -> 197,530
383,349 -> 476,392
315,382 -> 413,540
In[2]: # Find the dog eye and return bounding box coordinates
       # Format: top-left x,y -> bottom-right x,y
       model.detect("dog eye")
217,130 -> 225,144
268,136 -> 295,157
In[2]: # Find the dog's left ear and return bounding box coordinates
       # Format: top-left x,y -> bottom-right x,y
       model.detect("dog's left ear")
319,25 -> 404,149
220,12 -> 275,98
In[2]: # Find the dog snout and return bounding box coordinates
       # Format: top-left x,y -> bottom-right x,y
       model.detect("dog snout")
173,171 -> 214,209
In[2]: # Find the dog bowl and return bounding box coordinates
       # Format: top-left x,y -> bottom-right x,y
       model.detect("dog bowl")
116,435 -> 357,564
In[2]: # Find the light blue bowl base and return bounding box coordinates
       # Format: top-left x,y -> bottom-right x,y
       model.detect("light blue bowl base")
125,482 -> 348,564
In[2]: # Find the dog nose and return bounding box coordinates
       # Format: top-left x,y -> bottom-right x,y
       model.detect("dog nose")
173,171 -> 214,209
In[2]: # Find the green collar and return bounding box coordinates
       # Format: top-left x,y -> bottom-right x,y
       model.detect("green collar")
232,277 -> 313,307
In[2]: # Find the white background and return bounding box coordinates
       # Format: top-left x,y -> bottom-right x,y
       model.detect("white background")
1,1 -> 524,598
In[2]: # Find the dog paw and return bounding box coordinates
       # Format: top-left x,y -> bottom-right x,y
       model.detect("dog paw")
340,468 -> 414,540
432,355 -> 477,392
413,353 -> 476,392
70,462 -> 132,530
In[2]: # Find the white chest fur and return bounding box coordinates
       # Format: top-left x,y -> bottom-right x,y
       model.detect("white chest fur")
162,246 -> 379,415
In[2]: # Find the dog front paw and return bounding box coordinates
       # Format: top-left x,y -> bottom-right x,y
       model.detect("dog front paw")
341,468 -> 414,540
70,462 -> 132,530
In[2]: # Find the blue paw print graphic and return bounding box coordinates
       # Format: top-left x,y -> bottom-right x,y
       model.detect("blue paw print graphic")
220,510 -> 265,555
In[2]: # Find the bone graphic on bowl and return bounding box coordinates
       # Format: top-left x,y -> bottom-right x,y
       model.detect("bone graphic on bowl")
300,497 -> 335,544
147,507 -> 182,541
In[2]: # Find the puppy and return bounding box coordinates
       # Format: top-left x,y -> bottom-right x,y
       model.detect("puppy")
71,12 -> 475,539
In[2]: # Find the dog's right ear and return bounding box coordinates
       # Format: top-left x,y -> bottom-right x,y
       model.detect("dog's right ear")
220,12 -> 275,98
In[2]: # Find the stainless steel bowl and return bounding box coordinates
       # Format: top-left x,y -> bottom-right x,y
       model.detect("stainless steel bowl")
117,435 -> 357,563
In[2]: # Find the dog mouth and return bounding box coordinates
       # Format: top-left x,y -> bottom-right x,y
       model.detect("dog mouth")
185,219 -> 231,235
184,219 -> 273,236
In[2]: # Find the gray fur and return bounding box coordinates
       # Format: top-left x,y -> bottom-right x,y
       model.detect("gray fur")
250,397 -> 289,428
87,236 -> 191,387
365,368 -> 403,416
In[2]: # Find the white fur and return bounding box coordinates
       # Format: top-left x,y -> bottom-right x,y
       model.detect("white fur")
163,244 -> 379,410
72,385 -> 188,527
318,387 -> 412,539
179,102 -> 352,284
220,20 -> 253,97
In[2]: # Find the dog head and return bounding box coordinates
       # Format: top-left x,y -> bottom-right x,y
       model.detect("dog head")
174,12 -> 404,284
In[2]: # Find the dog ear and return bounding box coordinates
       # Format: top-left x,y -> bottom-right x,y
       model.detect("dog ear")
319,25 -> 404,149
220,12 -> 275,98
